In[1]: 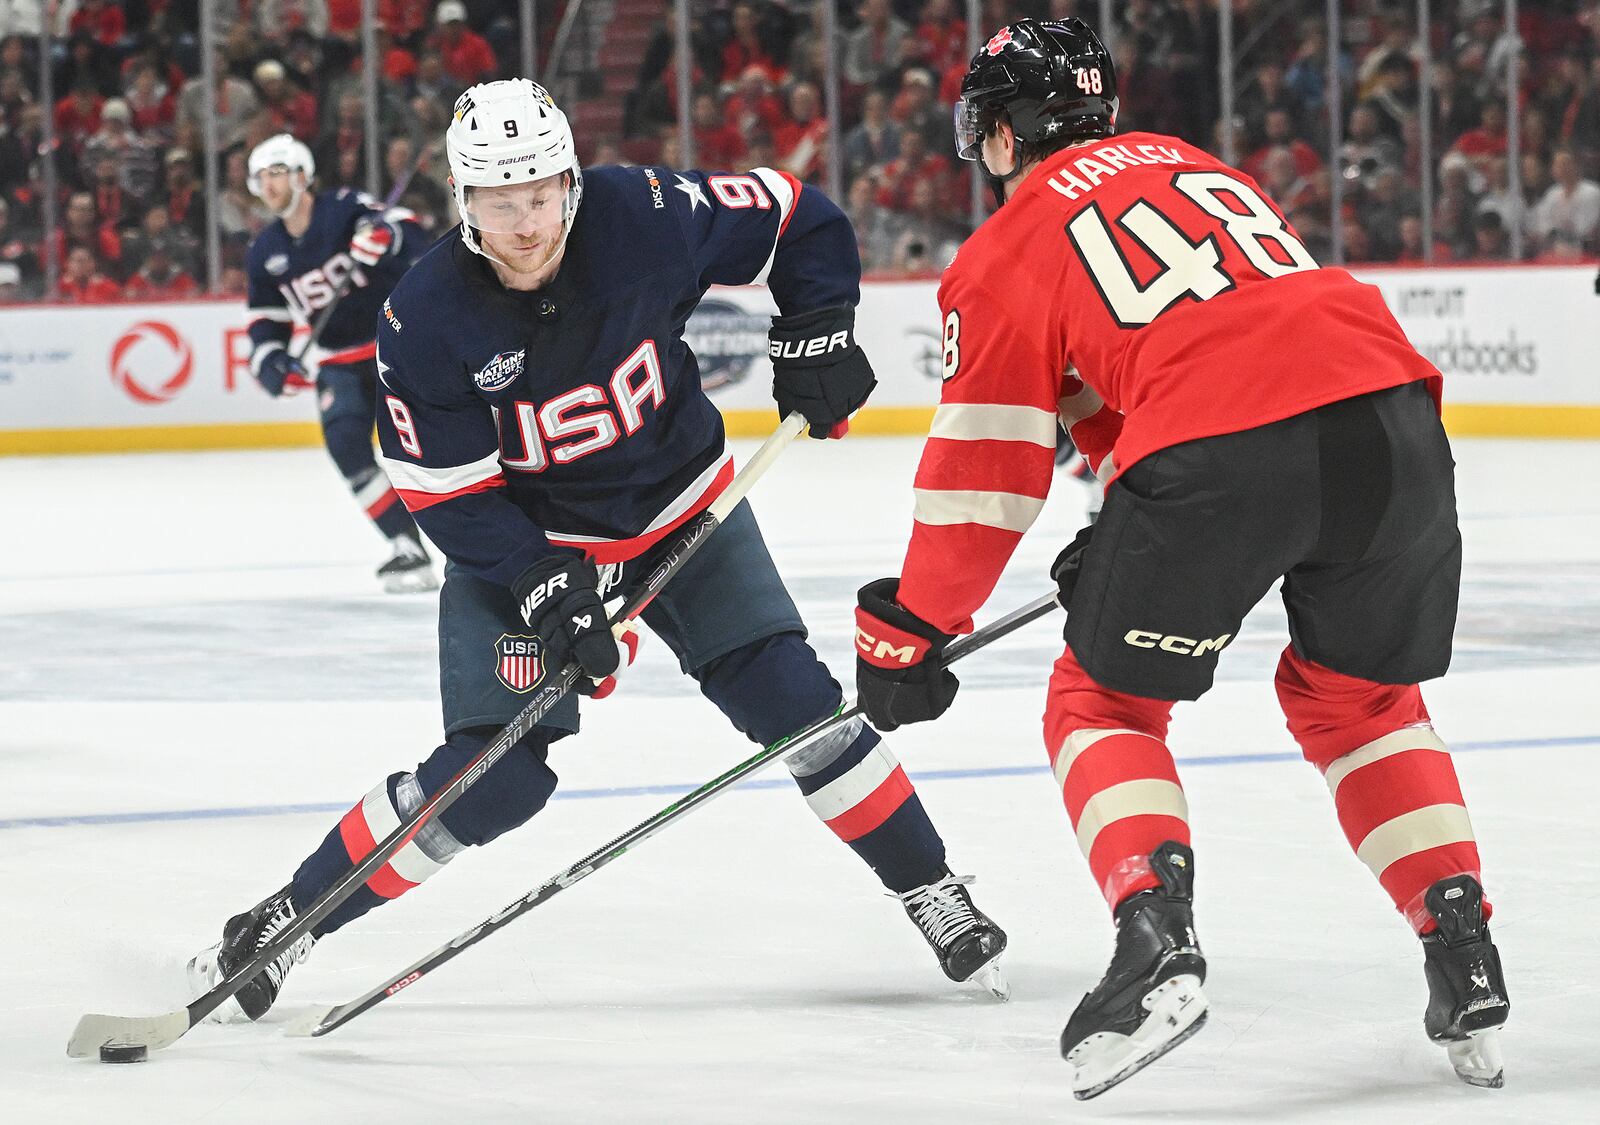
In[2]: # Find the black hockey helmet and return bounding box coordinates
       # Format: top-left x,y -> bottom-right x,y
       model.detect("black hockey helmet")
954,18 -> 1118,168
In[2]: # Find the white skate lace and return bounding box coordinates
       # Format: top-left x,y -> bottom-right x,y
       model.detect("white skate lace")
896,874 -> 980,950
256,900 -> 314,989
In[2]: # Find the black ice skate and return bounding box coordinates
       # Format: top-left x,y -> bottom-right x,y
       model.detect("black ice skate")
1421,874 -> 1509,1088
378,533 -> 438,594
896,871 -> 1009,999
186,884 -> 315,1023
1060,842 -> 1208,1100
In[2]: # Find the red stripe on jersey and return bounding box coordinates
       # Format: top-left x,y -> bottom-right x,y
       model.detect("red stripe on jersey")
395,473 -> 507,512
548,458 -> 734,564
320,341 -> 378,365
774,171 -> 803,239
365,488 -> 400,518
336,802 -> 419,900
1087,814 -> 1192,907
912,435 -> 1054,498
1056,734 -> 1183,825
1329,747 -> 1466,846
823,765 -> 914,842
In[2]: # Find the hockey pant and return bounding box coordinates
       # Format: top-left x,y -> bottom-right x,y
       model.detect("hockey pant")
1042,644 -> 1487,934
317,358 -> 418,543
293,643 -> 948,936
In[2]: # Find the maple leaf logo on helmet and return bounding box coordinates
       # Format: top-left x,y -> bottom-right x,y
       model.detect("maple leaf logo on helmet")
984,27 -> 1014,55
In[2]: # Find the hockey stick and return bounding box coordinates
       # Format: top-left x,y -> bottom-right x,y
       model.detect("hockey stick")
288,589 -> 1062,1039
65,412 -> 809,1061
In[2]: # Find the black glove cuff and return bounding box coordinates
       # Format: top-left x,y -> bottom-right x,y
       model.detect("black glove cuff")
857,577 -> 956,650
769,304 -> 858,369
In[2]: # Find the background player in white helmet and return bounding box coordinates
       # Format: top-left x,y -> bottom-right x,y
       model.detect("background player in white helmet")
243,133 -> 437,593
188,80 -> 1009,1023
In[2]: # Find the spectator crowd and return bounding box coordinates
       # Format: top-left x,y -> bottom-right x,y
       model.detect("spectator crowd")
3,0 -> 1600,304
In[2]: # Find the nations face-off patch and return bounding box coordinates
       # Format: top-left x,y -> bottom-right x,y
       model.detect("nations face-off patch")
494,633 -> 545,693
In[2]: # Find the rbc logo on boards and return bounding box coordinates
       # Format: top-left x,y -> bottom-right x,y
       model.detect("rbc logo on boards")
109,320 -> 194,405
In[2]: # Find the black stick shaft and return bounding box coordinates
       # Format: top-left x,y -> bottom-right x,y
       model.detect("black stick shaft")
304,590 -> 1061,1036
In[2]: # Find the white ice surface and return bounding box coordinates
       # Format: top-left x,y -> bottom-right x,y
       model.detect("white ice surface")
1,436 -> 1597,1123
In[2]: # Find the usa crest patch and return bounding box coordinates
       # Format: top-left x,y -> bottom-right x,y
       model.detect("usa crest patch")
495,633 -> 545,693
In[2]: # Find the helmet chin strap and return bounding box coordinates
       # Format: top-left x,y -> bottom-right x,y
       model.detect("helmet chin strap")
982,144 -> 1028,209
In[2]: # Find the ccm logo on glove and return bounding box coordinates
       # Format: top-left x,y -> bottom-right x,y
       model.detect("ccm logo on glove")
769,330 -> 852,360
855,623 -> 934,666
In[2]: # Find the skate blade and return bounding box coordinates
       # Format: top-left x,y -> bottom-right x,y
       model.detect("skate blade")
969,958 -> 1010,1002
1067,974 -> 1208,1101
1447,1027 -> 1505,1088
185,946 -> 246,1025
383,569 -> 439,595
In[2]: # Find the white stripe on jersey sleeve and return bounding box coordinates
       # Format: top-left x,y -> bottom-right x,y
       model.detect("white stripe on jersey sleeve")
912,487 -> 1046,534
749,167 -> 798,287
928,403 -> 1059,447
378,449 -> 504,495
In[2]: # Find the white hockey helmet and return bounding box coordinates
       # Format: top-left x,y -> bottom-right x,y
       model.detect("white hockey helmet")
446,79 -> 583,260
247,133 -> 316,215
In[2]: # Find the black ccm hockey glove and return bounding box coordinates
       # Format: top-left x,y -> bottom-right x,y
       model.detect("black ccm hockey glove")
854,578 -> 959,731
1049,522 -> 1097,609
512,555 -> 619,696
769,304 -> 877,439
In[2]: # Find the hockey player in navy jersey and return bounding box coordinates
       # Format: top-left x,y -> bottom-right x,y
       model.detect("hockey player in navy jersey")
243,134 -> 437,593
189,80 -> 1008,1022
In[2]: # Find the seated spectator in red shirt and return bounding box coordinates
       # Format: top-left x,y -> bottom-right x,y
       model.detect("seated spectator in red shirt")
774,82 -> 829,181
54,80 -> 105,149
254,60 -> 319,141
49,191 -> 123,276
724,65 -> 788,147
58,245 -> 122,303
373,22 -> 418,84
889,68 -> 942,148
875,129 -> 952,212
1454,101 -> 1509,161
431,1 -> 497,87
380,0 -> 432,46
912,0 -> 967,73
1395,215 -> 1453,263
1242,108 -> 1322,183
125,62 -> 177,136
721,2 -> 782,87
70,0 -> 127,49
124,235 -> 200,301
327,0 -> 363,37
692,91 -> 745,169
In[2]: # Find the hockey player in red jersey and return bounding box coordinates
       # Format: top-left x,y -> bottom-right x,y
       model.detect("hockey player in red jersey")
852,19 -> 1508,1099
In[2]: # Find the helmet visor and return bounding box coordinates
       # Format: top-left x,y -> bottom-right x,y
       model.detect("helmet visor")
461,176 -> 567,234
953,97 -> 986,162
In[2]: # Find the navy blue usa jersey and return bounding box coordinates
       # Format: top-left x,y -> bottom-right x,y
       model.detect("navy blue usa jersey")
245,189 -> 425,375
374,164 -> 860,586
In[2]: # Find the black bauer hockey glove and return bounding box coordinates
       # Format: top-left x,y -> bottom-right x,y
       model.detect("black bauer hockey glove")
768,304 -> 877,439
512,555 -> 620,696
1050,521 -> 1097,610
854,578 -> 959,731
255,347 -> 313,398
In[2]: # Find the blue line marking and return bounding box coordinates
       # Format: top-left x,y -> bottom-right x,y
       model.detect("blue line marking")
3,733 -> 1595,832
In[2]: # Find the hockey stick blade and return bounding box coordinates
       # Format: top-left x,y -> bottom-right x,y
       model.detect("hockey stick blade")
289,590 -> 1061,1039
66,1011 -> 188,1059
66,415 -> 806,1059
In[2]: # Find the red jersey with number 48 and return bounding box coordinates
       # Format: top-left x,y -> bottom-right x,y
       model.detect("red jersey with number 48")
897,132 -> 1441,635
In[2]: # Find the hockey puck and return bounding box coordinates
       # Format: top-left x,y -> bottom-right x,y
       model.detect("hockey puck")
98,1044 -> 148,1064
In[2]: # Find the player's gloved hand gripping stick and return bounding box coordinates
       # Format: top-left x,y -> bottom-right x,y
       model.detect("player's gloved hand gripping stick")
65,412 -> 810,1063
287,588 -> 1062,1040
